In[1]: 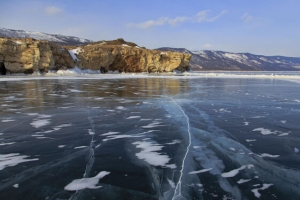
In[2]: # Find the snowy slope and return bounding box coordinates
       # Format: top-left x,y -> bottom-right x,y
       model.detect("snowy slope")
0,27 -> 93,46
157,47 -> 300,71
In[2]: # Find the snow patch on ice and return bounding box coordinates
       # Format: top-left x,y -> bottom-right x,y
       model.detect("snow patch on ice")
259,153 -> 280,158
165,140 -> 181,145
64,171 -> 110,191
126,116 -> 141,119
30,119 -> 51,128
167,178 -> 175,188
237,179 -> 251,184
101,132 -> 120,136
0,153 -> 38,170
221,164 -> 254,178
252,128 -> 276,135
0,142 -> 16,146
132,141 -> 176,168
189,168 -> 212,174
142,121 -> 165,128
74,146 -> 88,149
278,132 -> 289,136
88,129 -> 95,135
294,148 -> 299,153
251,184 -> 273,198
1,119 -> 15,122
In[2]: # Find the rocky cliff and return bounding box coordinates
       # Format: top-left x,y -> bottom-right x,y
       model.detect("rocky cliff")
0,37 -> 191,74
69,39 -> 191,73
0,37 -> 75,74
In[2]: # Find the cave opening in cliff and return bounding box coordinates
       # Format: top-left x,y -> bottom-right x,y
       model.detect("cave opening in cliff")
0,62 -> 6,75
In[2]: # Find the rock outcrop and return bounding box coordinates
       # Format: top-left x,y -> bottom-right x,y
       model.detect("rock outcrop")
70,38 -> 191,73
0,37 -> 75,74
0,37 -> 191,74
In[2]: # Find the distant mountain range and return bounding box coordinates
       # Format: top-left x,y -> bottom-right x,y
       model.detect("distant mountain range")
157,47 -> 300,71
1,27 -> 300,71
0,27 -> 93,46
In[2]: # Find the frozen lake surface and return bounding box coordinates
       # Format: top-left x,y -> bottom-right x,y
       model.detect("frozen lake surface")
0,73 -> 300,200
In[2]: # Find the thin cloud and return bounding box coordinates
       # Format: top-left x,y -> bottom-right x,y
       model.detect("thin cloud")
241,13 -> 253,23
203,43 -> 212,48
45,6 -> 62,15
128,16 -> 189,29
128,10 -> 227,29
196,10 -> 228,22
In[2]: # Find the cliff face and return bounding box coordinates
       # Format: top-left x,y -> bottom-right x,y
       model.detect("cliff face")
0,37 -> 191,74
72,39 -> 191,73
0,38 -> 75,74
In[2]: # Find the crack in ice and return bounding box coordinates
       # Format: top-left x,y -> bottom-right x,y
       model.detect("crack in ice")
69,110 -> 96,200
164,88 -> 191,200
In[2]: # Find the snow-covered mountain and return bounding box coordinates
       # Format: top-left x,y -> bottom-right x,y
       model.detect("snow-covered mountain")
0,27 -> 93,46
157,47 -> 300,71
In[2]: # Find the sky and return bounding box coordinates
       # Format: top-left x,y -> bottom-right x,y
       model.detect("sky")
0,0 -> 299,56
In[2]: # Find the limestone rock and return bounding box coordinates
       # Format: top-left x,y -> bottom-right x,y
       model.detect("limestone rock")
0,37 -> 191,74
71,39 -> 191,73
0,37 -> 75,74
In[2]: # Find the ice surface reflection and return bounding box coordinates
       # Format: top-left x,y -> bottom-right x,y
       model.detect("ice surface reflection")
0,77 -> 299,200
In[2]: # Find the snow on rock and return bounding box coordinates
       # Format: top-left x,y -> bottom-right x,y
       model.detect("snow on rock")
64,171 -> 110,191
68,48 -> 84,61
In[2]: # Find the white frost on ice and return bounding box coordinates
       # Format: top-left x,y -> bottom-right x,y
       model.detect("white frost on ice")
74,146 -> 88,149
0,153 -> 38,170
132,141 -> 176,169
102,134 -> 142,142
259,153 -> 280,158
64,171 -> 110,191
237,179 -> 251,184
1,119 -> 15,122
188,168 -> 212,174
244,122 -> 250,126
58,145 -> 66,148
88,129 -> 95,135
101,132 -> 120,136
30,119 -> 51,128
280,120 -> 287,123
167,178 -> 175,188
126,116 -> 141,119
252,128 -> 276,135
166,140 -> 181,145
294,148 -> 299,153
251,183 -> 273,198
0,142 -> 16,146
278,132 -> 289,137
13,184 -> 19,188
141,122 -> 165,128
221,164 -> 254,178
246,139 -> 256,142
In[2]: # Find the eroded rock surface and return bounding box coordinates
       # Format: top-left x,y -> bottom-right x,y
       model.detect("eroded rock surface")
0,38 -> 75,73
0,37 -> 191,74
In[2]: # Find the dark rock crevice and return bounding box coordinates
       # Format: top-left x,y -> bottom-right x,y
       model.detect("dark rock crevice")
0,62 -> 6,75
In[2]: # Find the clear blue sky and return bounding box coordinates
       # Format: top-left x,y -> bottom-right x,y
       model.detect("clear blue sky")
1,0 -> 299,56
